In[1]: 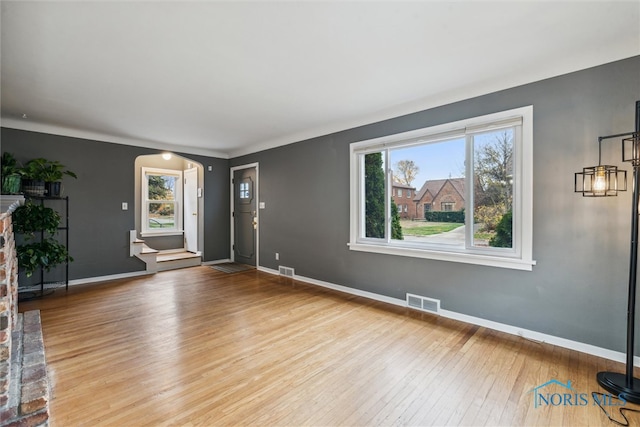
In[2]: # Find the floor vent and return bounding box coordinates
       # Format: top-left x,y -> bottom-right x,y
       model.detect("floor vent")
278,266 -> 295,277
406,293 -> 440,314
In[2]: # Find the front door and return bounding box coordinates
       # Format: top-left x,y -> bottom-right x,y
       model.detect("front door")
233,167 -> 257,266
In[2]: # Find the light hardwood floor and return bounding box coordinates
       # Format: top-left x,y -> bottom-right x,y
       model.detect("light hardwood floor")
19,266 -> 640,426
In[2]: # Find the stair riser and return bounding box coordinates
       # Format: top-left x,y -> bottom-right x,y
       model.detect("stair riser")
157,258 -> 201,271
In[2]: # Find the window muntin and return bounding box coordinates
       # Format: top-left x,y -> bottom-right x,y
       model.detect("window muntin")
349,106 -> 534,271
142,167 -> 183,235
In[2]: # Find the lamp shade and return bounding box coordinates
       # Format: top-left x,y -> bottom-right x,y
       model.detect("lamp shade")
574,164 -> 626,197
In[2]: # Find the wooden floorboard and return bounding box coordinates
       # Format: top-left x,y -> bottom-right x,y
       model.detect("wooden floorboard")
18,266 -> 640,426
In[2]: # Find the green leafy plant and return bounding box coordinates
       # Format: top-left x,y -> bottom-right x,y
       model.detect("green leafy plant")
1,152 -> 21,176
22,158 -> 77,182
17,238 -> 72,277
12,201 -> 61,237
13,200 -> 72,277
1,152 -> 22,194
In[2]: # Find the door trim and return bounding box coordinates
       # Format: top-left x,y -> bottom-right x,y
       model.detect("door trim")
184,167 -> 199,253
230,163 -> 259,266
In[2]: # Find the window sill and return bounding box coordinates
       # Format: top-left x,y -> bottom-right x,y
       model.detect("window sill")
347,242 -> 536,271
141,230 -> 184,237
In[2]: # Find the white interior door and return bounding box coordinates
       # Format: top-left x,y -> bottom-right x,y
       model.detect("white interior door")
184,167 -> 198,253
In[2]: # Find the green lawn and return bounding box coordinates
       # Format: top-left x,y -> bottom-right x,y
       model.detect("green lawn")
400,220 -> 494,243
401,222 -> 463,236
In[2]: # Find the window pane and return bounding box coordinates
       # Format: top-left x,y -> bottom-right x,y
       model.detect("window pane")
239,182 -> 250,199
148,175 -> 177,201
148,202 -> 175,229
390,138 -> 465,246
472,129 -> 514,248
364,152 -> 386,239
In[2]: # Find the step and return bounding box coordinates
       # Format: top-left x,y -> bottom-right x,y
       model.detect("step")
156,251 -> 201,271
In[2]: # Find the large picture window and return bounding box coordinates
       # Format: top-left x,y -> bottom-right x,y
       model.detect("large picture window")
142,167 -> 183,235
349,106 -> 534,270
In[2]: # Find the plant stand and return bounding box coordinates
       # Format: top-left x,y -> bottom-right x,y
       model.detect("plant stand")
18,196 -> 69,300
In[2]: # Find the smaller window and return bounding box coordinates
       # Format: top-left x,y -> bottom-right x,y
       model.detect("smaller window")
239,182 -> 250,199
441,202 -> 455,212
397,189 -> 402,197
142,167 -> 183,235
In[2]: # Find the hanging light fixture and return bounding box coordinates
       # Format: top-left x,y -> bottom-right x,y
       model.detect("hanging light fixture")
575,100 -> 640,403
575,137 -> 627,197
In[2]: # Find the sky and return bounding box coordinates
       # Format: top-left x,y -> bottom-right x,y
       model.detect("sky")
389,129 -> 512,190
390,137 -> 466,189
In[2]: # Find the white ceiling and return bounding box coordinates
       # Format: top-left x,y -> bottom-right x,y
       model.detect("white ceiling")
1,1 -> 639,159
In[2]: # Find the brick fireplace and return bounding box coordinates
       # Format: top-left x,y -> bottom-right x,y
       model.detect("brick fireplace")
0,200 -> 50,426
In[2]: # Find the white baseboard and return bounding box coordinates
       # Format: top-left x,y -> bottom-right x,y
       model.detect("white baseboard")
69,270 -> 153,286
257,266 -> 637,367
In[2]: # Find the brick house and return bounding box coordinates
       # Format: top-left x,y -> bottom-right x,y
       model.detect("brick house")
413,178 -> 465,219
391,181 -> 417,219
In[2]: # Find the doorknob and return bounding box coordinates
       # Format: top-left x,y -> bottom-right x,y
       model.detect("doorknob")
252,217 -> 258,229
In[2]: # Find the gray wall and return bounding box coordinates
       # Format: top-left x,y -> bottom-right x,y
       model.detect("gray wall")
231,56 -> 640,352
0,129 -> 230,279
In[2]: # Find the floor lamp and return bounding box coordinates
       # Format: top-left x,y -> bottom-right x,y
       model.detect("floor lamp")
575,100 -> 640,403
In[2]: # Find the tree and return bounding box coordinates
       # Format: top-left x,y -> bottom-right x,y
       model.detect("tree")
391,200 -> 404,240
148,175 -> 173,200
474,131 -> 513,209
364,152 -> 403,240
394,160 -> 420,186
365,153 -> 385,238
474,131 -> 514,248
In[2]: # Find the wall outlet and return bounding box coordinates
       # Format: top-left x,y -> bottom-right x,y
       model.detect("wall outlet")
122,202 -> 128,210
275,252 -> 279,260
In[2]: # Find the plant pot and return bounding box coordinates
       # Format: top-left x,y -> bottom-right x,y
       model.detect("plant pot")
22,179 -> 45,197
2,174 -> 21,194
45,181 -> 62,197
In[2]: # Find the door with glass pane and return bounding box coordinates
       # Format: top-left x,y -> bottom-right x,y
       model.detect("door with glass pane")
233,166 -> 257,266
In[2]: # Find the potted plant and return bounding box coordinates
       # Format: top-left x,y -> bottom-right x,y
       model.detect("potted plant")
39,159 -> 77,197
21,158 -> 47,196
13,200 -> 73,277
1,152 -> 22,194
21,158 -> 77,197
17,238 -> 71,278
12,201 -> 61,236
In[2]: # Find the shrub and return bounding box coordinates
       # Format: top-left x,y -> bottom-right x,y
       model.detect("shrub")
489,210 -> 513,248
424,210 -> 465,223
474,203 -> 506,232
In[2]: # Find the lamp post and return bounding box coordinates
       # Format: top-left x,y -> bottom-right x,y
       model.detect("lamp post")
575,100 -> 640,402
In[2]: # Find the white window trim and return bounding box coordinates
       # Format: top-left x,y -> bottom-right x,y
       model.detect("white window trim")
348,106 -> 535,271
141,167 -> 184,237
